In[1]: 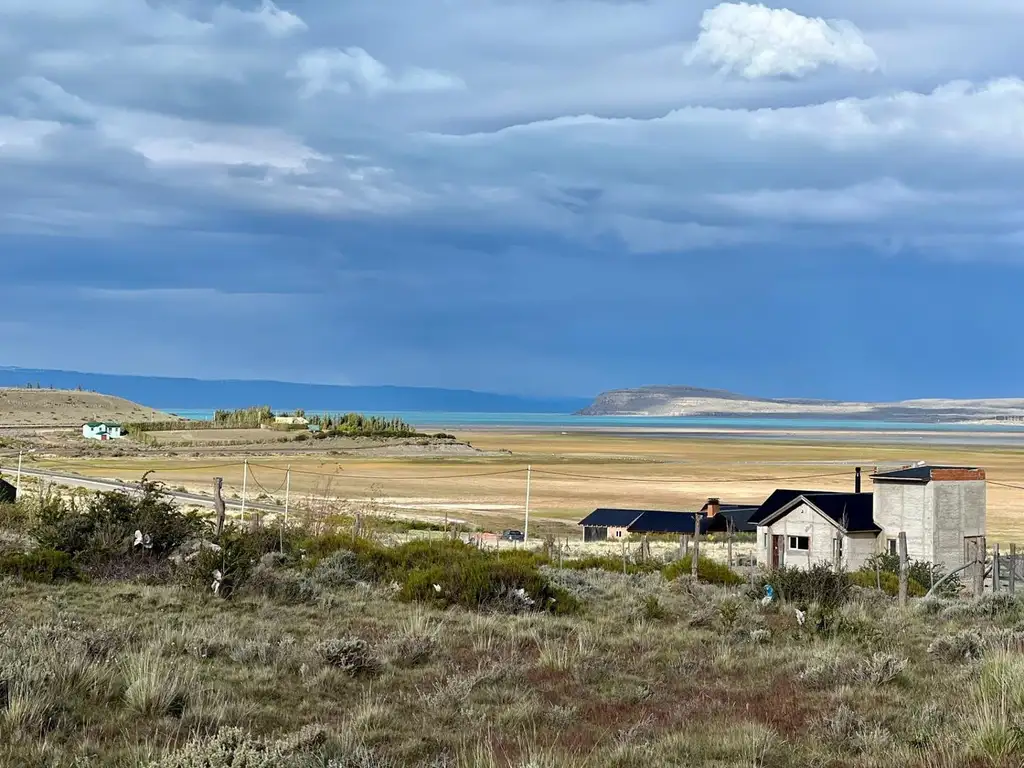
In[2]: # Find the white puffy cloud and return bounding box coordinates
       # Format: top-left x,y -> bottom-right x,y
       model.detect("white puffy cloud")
213,0 -> 308,37
687,2 -> 879,79
289,47 -> 465,97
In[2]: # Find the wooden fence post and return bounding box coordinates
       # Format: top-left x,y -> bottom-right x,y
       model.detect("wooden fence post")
621,539 -> 626,574
1011,544 -> 1017,595
897,532 -> 908,609
691,514 -> 701,578
213,478 -> 226,538
974,541 -> 985,598
727,520 -> 734,568
994,543 -> 1001,593
679,534 -> 686,561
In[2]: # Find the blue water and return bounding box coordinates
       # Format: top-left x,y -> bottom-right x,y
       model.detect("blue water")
158,409 -> 1024,434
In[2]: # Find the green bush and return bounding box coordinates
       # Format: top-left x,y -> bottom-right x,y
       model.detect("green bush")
34,480 -> 208,567
863,553 -> 960,598
758,565 -> 851,611
663,555 -> 744,586
850,570 -> 927,597
0,548 -> 79,582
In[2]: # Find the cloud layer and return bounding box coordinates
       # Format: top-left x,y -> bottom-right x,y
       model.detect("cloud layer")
3,0 -> 1024,396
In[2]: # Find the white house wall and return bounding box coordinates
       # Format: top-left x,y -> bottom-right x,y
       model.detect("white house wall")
873,482 -> 933,562
759,502 -> 843,571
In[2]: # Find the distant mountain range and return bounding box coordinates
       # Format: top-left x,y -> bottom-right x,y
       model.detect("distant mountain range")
578,385 -> 1024,423
0,368 -> 591,414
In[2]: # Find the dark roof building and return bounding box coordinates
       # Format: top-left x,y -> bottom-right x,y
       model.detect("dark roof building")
748,488 -> 846,526
704,503 -> 761,534
626,510 -> 704,535
578,508 -> 647,528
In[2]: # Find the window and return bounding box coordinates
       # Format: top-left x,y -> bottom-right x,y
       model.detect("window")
788,536 -> 810,551
615,530 -> 622,538
887,538 -> 898,556
833,537 -> 844,562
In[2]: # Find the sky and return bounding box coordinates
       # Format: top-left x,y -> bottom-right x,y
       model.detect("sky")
3,0 -> 1024,400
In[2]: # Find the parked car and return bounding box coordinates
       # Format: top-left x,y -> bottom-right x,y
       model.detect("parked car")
500,529 -> 525,542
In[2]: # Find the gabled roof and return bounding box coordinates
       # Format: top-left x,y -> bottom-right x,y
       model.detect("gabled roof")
85,421 -> 122,428
748,488 -> 845,526
871,465 -> 985,482
627,510 -> 704,535
803,493 -> 879,533
759,492 -> 879,534
705,505 -> 761,534
578,508 -> 647,528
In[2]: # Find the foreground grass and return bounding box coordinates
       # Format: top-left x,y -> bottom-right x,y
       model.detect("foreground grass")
6,568 -> 1024,766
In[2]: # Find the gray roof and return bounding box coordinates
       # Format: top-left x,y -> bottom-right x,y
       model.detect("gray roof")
578,508 -> 647,528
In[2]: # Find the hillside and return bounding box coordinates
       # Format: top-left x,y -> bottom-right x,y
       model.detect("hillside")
0,367 -> 591,413
579,385 -> 1024,423
0,389 -> 176,427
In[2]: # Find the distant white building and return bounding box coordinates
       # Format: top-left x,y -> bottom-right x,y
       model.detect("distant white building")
274,415 -> 309,426
83,422 -> 124,440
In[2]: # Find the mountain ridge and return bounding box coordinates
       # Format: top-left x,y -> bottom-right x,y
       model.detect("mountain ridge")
0,368 -> 590,414
578,385 -> 1024,423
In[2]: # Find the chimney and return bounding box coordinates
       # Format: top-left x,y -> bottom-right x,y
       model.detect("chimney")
706,497 -> 720,517
855,467 -> 862,494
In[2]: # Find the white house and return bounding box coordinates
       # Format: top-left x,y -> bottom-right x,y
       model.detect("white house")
754,490 -> 879,570
274,415 -> 309,426
751,466 -> 987,574
82,422 -> 124,440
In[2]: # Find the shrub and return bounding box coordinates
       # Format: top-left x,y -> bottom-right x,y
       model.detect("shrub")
314,638 -> 380,676
34,480 -> 207,569
145,725 -> 329,768
0,548 -> 79,582
850,570 -> 927,597
758,565 -> 851,611
663,555 -> 744,586
929,629 -> 985,663
563,555 -> 661,576
863,553 -> 961,598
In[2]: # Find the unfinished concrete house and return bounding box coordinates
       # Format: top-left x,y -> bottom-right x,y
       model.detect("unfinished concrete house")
751,465 -> 986,574
871,465 -> 986,576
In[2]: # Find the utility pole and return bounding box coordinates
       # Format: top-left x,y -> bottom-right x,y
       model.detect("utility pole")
280,465 -> 291,554
284,465 -> 291,528
240,459 -> 249,524
524,464 -> 532,542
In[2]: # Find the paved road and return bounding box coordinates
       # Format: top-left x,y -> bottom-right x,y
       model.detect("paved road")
11,467 -> 284,515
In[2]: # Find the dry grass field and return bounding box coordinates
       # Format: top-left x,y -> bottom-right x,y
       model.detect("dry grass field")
24,429 -> 1024,541
0,389 -> 174,426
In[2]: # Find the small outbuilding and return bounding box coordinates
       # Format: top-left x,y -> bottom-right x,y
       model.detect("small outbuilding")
275,415 -> 309,426
83,422 -> 124,440
701,497 -> 762,535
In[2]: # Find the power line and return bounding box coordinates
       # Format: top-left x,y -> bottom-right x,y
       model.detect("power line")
530,468 -> 855,484
246,461 -> 526,482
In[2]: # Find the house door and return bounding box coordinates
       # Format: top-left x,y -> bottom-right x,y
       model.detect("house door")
771,535 -> 784,568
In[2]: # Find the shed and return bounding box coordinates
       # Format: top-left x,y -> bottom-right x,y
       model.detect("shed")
578,508 -> 645,541
0,478 -> 15,504
82,422 -> 124,440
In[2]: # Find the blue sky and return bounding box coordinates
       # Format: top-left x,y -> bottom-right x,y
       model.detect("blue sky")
3,0 -> 1024,400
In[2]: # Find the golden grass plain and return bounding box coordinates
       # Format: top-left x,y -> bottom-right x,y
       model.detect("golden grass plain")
28,429 -> 1024,541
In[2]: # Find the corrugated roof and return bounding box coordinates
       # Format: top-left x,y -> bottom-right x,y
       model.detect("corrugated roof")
748,489 -> 844,526
578,508 -> 647,528
705,505 -> 760,534
627,510 -> 704,534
